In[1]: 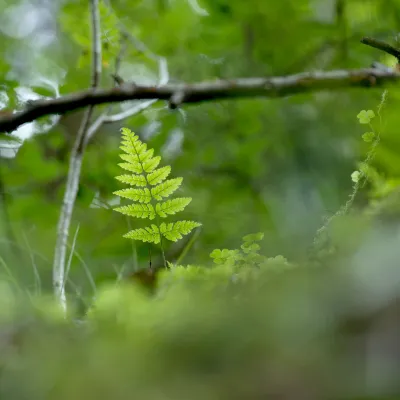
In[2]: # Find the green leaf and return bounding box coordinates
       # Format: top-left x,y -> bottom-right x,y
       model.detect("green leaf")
210,249 -> 222,258
119,148 -> 153,163
351,171 -> 360,183
147,166 -> 171,185
155,197 -> 192,217
120,141 -> 147,156
113,188 -> 152,203
241,242 -> 260,253
151,178 -> 182,200
160,220 -> 202,242
115,174 -> 147,187
114,203 -> 156,220
210,248 -> 242,265
357,109 -> 375,124
119,154 -> 144,170
113,127 -> 200,245
124,225 -> 160,244
117,162 -> 142,174
362,132 -> 375,142
242,232 -> 264,242
143,156 -> 161,173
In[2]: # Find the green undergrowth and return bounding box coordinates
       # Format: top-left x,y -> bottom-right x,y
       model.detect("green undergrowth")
0,249 -> 395,399
0,257 -> 368,399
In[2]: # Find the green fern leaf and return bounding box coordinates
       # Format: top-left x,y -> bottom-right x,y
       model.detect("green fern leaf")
113,188 -> 152,203
121,127 -> 138,139
160,220 -> 201,242
113,127 -> 201,249
124,224 -> 160,244
114,203 -> 156,219
143,156 -> 161,173
120,147 -> 154,163
120,130 -> 147,154
147,166 -> 171,185
115,174 -> 147,187
119,148 -> 155,165
118,162 -> 142,174
151,178 -> 182,200
156,198 -> 192,218
119,154 -> 147,173
119,154 -> 139,164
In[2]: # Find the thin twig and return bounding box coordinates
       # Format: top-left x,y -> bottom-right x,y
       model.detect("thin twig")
361,37 -> 400,60
52,0 -> 102,313
102,100 -> 158,123
84,31 -> 169,144
22,232 -> 41,295
99,56 -> 169,124
67,244 -> 97,294
63,223 -> 80,290
85,31 -> 129,143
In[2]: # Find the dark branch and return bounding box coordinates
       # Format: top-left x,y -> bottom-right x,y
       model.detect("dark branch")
1,67 -> 400,134
361,37 -> 400,60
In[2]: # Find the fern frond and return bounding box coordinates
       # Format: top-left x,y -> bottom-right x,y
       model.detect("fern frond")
124,224 -> 160,244
113,188 -> 152,203
115,174 -> 147,187
147,166 -> 171,185
156,198 -> 192,218
114,204 -> 156,220
113,127 -> 201,251
160,220 -> 201,242
151,178 -> 182,200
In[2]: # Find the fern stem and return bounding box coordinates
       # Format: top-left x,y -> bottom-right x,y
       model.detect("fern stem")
159,226 -> 167,268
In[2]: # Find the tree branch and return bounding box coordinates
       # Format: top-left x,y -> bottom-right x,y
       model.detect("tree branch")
361,36 -> 400,60
1,67 -> 399,134
53,0 -> 102,313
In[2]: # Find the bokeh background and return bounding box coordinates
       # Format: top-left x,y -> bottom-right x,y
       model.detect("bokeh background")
2,1 -> 400,399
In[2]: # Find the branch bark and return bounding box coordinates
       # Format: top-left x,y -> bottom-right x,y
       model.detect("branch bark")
1,67 -> 399,134
361,37 -> 400,60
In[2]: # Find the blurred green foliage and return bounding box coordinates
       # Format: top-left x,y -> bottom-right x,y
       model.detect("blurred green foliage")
0,252 -> 398,399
